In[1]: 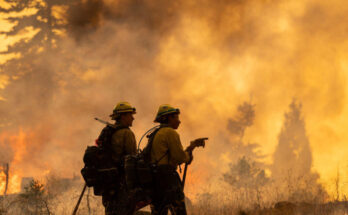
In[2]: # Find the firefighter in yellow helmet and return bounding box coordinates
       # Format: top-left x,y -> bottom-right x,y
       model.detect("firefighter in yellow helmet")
102,102 -> 137,215
150,104 -> 207,215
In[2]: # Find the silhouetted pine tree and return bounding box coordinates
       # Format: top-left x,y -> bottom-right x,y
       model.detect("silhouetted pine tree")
224,102 -> 269,204
0,0 -> 76,128
0,0 -> 72,55
227,102 -> 255,140
272,100 -> 327,202
226,101 -> 265,162
272,100 -> 312,177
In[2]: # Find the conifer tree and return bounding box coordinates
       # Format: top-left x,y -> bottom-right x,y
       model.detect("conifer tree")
272,100 -> 312,178
272,100 -> 327,202
0,0 -> 75,128
224,102 -> 269,204
226,101 -> 265,162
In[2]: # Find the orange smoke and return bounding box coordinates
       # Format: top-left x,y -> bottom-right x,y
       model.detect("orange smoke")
1,0 -> 348,200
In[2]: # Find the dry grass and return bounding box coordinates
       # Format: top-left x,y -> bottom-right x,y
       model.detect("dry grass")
189,201 -> 348,215
0,175 -> 347,215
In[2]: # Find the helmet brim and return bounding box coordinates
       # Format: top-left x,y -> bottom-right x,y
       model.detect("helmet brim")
110,108 -> 136,118
154,109 -> 180,123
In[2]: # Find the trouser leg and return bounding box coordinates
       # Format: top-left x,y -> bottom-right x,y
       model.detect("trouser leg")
102,195 -> 118,215
151,199 -> 187,215
152,167 -> 187,215
102,189 -> 135,215
171,198 -> 187,215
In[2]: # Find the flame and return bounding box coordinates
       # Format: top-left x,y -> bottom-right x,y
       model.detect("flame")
0,172 -> 21,195
0,171 -> 21,195
0,171 -> 6,193
12,129 -> 27,164
0,129 -> 35,194
0,0 -> 348,201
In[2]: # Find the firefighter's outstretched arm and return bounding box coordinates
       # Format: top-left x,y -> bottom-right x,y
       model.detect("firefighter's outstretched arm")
182,137 -> 208,189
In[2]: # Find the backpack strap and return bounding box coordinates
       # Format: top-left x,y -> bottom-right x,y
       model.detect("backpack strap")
155,150 -> 169,165
143,125 -> 169,165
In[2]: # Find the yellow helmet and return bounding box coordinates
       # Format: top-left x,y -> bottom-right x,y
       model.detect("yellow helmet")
154,104 -> 180,123
110,102 -> 136,119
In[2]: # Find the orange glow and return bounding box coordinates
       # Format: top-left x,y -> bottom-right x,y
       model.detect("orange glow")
0,0 -> 348,202
0,129 -> 41,194
12,129 -> 27,164
0,171 -> 21,194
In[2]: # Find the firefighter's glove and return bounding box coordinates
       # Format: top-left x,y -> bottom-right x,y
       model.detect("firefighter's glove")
185,137 -> 207,164
189,138 -> 208,150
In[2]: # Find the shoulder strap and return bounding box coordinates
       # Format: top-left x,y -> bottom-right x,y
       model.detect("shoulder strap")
155,150 -> 169,165
143,125 -> 171,164
141,125 -> 166,162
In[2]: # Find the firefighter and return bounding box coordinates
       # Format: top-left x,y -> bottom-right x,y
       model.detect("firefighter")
150,104 -> 207,215
102,101 -> 137,215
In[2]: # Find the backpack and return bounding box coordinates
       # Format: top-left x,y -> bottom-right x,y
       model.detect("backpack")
124,126 -> 166,191
81,125 -> 125,195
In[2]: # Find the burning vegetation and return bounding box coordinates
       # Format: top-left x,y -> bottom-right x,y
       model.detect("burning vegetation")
1,0 -> 348,214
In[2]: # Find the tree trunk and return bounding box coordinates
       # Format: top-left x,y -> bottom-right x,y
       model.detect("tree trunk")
3,163 -> 9,195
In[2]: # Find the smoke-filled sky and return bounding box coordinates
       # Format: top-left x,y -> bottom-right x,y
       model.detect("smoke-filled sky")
1,0 -> 348,197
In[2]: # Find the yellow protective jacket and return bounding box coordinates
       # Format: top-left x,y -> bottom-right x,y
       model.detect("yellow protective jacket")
151,127 -> 190,167
111,126 -> 137,163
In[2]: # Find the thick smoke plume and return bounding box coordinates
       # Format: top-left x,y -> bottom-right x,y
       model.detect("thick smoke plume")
0,0 -> 347,201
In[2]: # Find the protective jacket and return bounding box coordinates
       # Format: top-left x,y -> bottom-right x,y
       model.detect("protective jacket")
150,127 -> 190,167
111,127 -> 137,163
